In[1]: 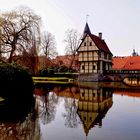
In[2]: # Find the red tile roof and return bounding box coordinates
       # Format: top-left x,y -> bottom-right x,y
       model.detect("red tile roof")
91,34 -> 111,53
112,56 -> 140,70
112,57 -> 129,69
53,55 -> 79,70
39,56 -> 53,66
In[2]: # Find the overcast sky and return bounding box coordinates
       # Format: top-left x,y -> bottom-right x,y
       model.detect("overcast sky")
0,0 -> 140,56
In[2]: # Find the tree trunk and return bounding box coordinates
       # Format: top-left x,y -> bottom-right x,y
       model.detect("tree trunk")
8,47 -> 15,63
69,54 -> 75,71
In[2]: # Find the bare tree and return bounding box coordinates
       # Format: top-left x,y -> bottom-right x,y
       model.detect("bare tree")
0,7 -> 41,63
64,29 -> 81,70
41,31 -> 58,59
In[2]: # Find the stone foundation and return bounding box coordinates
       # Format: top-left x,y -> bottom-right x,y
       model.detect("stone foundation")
78,73 -> 104,82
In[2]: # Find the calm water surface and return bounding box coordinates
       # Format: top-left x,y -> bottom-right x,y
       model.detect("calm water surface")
0,82 -> 140,140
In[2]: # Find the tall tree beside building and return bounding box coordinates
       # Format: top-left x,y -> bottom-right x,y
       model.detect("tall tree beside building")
64,29 -> 81,70
41,31 -> 58,59
21,35 -> 41,74
0,7 -> 41,63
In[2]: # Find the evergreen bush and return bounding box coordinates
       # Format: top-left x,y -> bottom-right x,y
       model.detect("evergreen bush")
0,62 -> 33,100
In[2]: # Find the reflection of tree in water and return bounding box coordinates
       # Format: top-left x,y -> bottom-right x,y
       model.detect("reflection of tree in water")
0,108 -> 40,140
0,81 -> 41,140
36,91 -> 59,125
63,98 -> 79,128
62,87 -> 80,128
36,85 -> 80,128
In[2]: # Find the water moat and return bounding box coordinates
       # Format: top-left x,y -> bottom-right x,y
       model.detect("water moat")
0,82 -> 140,140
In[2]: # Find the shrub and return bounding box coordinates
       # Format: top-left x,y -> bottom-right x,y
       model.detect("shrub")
0,62 -> 33,99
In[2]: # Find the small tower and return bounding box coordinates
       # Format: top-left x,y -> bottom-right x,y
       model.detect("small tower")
82,22 -> 91,39
132,49 -> 138,56
77,22 -> 113,81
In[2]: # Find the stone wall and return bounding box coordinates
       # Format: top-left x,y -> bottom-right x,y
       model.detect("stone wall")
78,73 -> 104,82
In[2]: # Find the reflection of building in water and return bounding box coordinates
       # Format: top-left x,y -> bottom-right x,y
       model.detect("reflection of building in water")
77,88 -> 113,136
34,85 -> 113,136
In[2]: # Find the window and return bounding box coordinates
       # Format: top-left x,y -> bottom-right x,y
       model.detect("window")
92,93 -> 95,97
90,42 -> 92,46
84,42 -> 86,46
99,52 -> 101,58
93,65 -> 95,70
104,53 -> 107,59
89,117 -> 92,122
82,92 -> 85,97
82,65 -> 85,70
108,54 -> 112,60
97,62 -> 100,70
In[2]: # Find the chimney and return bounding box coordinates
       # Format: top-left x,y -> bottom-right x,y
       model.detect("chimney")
99,32 -> 102,39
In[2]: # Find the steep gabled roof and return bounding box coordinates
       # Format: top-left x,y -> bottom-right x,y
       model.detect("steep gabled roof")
77,33 -> 112,54
90,34 -> 111,53
77,23 -> 112,54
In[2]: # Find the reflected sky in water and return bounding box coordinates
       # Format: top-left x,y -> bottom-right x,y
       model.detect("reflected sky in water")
34,83 -> 140,140
0,82 -> 140,140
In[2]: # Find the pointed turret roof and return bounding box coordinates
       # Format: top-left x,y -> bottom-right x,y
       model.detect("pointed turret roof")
81,22 -> 91,40
78,22 -> 112,55
83,22 -> 91,34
